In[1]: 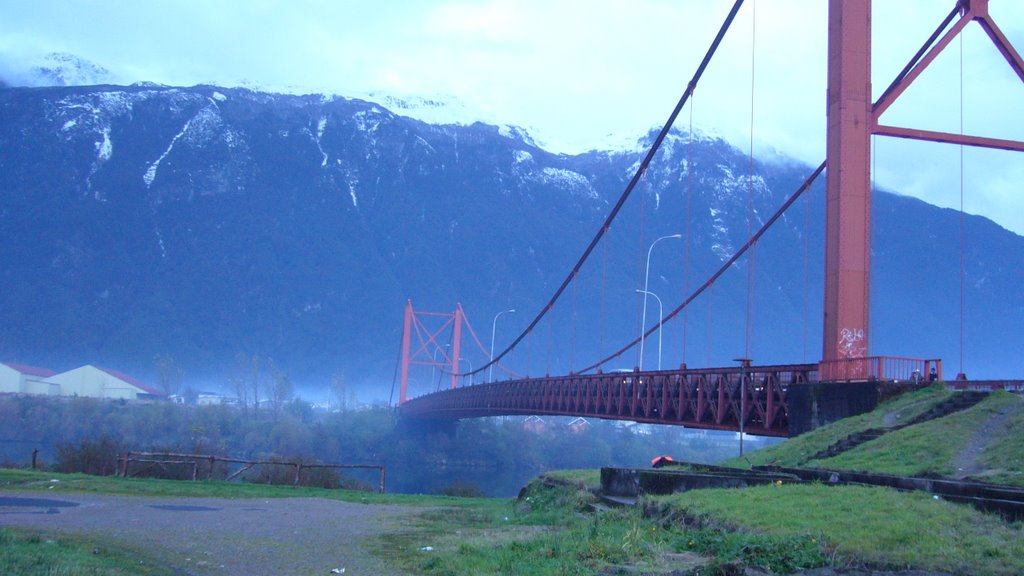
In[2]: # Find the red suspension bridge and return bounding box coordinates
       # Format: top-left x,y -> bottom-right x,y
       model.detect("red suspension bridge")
396,0 -> 1024,437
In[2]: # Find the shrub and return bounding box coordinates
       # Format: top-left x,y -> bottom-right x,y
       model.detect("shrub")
55,437 -> 123,476
243,457 -> 341,489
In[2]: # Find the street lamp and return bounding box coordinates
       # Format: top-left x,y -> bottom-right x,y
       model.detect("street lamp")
431,343 -> 450,390
733,357 -> 752,456
640,233 -> 681,370
489,309 -> 516,382
636,290 -> 665,370
459,357 -> 473,386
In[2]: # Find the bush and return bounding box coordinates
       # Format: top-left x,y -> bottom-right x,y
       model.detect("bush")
55,437 -> 123,476
243,457 -> 341,489
126,453 -> 231,481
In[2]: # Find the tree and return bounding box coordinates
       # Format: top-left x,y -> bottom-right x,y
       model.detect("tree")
329,371 -> 347,411
267,358 -> 293,421
249,354 -> 262,417
230,353 -> 251,418
153,353 -> 182,397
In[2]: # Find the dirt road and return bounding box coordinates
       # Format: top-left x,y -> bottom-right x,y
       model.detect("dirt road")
0,491 -> 420,575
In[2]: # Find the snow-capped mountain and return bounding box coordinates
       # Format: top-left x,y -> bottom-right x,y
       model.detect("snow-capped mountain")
1,81 -> 1021,388
0,52 -> 119,88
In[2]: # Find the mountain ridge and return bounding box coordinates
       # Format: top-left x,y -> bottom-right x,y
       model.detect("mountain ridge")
1,82 -> 1021,394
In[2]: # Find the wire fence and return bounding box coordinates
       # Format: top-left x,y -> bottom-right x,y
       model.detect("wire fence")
120,451 -> 386,493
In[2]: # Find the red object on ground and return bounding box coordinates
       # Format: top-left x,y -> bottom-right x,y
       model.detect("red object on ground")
651,455 -> 674,468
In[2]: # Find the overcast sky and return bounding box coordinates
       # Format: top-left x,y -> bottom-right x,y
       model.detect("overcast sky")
2,0 -> 1023,233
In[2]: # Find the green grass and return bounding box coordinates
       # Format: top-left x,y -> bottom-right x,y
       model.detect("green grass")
375,476 -> 830,575
814,392 -> 1022,476
723,384 -> 951,468
651,483 -> 1024,575
0,527 -> 176,576
542,468 -> 601,491
0,467 -> 488,507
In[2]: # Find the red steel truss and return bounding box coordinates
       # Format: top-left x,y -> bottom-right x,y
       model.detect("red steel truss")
823,0 -> 1024,363
399,300 -> 463,404
400,364 -> 817,437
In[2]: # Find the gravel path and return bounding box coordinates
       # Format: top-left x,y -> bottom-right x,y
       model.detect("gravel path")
950,396 -> 1024,479
0,491 -> 421,575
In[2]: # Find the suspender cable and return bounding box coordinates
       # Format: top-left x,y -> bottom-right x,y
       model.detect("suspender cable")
959,30 -> 966,378
600,225 -> 608,360
636,183 -> 647,367
744,0 -> 757,360
706,286 -> 713,367
571,272 -> 578,373
683,95 -> 695,366
474,0 -> 748,378
802,170 -> 810,363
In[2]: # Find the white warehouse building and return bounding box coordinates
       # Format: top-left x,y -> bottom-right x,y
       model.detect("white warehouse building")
0,362 -> 59,395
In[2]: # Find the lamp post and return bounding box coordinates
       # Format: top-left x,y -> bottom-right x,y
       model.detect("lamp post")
431,343 -> 450,390
489,309 -> 516,382
635,290 -> 664,370
733,357 -> 752,456
639,233 -> 681,370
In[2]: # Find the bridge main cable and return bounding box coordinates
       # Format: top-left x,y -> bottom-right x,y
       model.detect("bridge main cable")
476,0 -> 748,378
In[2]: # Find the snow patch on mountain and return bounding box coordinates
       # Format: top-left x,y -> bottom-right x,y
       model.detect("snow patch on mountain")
145,117 -> 194,188
539,168 -> 598,201
0,52 -> 119,87
314,115 -> 329,166
96,127 -> 113,162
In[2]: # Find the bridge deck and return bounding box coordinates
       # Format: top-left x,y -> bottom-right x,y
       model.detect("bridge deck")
400,364 -> 820,437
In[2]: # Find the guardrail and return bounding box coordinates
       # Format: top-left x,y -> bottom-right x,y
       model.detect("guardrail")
819,356 -> 941,383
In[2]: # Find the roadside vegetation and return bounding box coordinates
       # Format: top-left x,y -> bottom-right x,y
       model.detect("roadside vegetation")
0,394 -> 741,497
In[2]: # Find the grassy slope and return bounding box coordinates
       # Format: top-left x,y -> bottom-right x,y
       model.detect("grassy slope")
721,383 -> 952,468
979,399 -> 1024,485
653,483 -> 1024,575
814,392 -> 1023,476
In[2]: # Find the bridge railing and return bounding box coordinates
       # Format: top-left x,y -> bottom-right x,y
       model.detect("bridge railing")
819,356 -> 941,383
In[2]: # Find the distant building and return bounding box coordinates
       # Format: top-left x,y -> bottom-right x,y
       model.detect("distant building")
566,417 -> 591,434
522,415 -> 546,433
196,392 -> 236,406
614,421 -> 655,435
0,362 -> 58,395
45,365 -> 163,401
